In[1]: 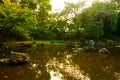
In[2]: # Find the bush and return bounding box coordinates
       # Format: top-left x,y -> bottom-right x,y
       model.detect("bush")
103,39 -> 117,45
0,3 -> 37,41
46,30 -> 57,40
64,32 -> 75,40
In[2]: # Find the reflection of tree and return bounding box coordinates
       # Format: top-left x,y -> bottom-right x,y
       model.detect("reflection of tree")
46,51 -> 90,80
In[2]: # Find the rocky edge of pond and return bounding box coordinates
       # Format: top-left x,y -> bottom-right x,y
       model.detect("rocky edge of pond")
0,51 -> 30,64
72,40 -> 110,54
0,40 -> 118,64
72,47 -> 110,54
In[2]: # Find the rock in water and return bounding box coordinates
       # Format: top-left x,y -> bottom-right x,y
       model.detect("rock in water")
98,48 -> 110,54
10,51 -> 30,63
89,40 -> 95,48
72,48 -> 85,52
0,58 -> 9,63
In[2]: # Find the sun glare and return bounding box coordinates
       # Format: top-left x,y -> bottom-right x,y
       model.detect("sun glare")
50,0 -> 93,12
50,0 -> 65,12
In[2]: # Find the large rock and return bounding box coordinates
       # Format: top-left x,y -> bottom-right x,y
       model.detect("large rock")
10,51 -> 30,63
0,58 -> 9,63
98,48 -> 110,54
88,40 -> 95,48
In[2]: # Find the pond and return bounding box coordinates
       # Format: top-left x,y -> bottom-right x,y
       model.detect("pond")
0,46 -> 120,80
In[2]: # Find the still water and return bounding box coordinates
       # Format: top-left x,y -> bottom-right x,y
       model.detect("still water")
0,46 -> 120,80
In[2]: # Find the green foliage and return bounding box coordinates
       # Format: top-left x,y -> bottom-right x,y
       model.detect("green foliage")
79,1 -> 118,38
0,0 -> 119,42
0,2 -> 37,40
61,1 -> 85,18
30,27 -> 47,40
92,1 -> 118,33
32,40 -> 37,44
104,39 -> 116,43
64,32 -> 75,40
103,39 -> 118,46
46,30 -> 57,40
59,1 -> 86,33
83,21 -> 104,38
37,0 -> 51,25
80,37 -> 86,43
20,0 -> 37,9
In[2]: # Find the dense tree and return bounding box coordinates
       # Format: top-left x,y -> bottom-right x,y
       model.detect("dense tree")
57,1 -> 86,39
36,0 -> 51,24
111,0 -> 120,37
0,0 -> 37,41
0,0 -> 120,41
30,0 -> 52,40
79,1 -> 118,38
0,0 -> 52,41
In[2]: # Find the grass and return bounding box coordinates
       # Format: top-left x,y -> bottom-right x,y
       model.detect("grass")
36,41 -> 51,45
103,39 -> 118,44
10,40 -> 65,46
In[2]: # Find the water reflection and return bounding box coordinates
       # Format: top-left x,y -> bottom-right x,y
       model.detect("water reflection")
50,71 -> 64,80
114,72 -> 120,80
30,63 -> 42,79
46,51 -> 90,80
0,46 -> 119,80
